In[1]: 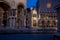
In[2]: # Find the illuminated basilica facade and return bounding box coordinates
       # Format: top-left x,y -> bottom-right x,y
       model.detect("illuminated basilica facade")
0,0 -> 60,33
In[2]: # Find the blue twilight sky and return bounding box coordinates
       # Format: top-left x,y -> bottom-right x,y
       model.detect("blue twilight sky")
27,0 -> 37,8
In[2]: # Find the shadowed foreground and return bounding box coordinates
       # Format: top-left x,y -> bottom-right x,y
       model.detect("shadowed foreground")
0,34 -> 53,40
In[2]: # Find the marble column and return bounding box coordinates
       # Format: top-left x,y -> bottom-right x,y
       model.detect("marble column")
9,9 -> 16,29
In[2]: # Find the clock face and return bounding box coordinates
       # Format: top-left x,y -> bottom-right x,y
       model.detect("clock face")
47,2 -> 51,8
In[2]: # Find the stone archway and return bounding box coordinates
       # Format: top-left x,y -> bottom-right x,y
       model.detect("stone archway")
0,2 -> 10,27
17,4 -> 24,13
16,4 -> 25,28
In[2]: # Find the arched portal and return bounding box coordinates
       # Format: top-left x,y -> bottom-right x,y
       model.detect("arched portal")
17,4 -> 24,13
16,4 -> 25,27
0,2 -> 10,27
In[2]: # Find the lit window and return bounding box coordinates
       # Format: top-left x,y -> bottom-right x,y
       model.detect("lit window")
32,9 -> 37,14
45,20 -> 50,27
33,23 -> 36,27
38,14 -> 41,19
33,14 -> 37,17
38,20 -> 42,27
44,14 -> 49,19
33,20 -> 36,23
33,17 -> 37,20
41,20 -> 45,26
52,20 -> 57,27
47,2 -> 51,8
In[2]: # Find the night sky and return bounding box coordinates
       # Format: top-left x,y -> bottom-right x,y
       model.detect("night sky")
27,0 -> 37,8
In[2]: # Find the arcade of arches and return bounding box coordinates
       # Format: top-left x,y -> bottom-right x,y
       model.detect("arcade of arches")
0,2 -> 10,27
16,4 -> 24,28
0,2 -> 25,28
